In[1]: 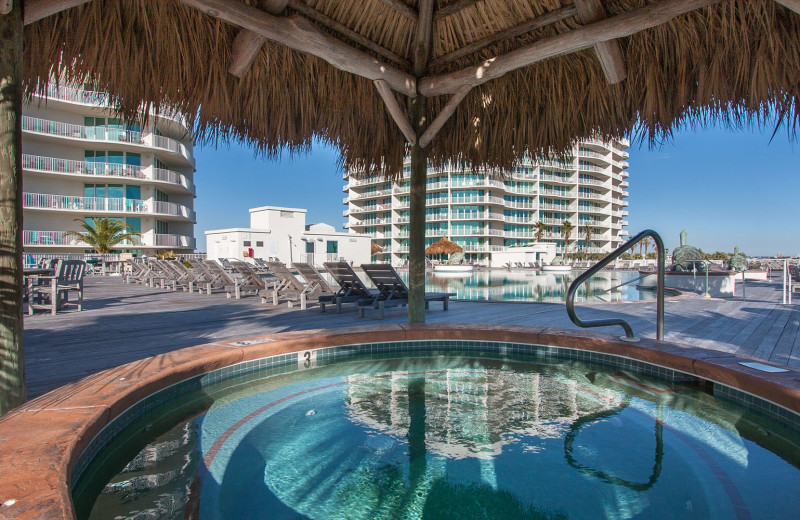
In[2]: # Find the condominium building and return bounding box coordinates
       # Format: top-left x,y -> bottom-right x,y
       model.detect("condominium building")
344,138 -> 630,266
22,84 -> 197,255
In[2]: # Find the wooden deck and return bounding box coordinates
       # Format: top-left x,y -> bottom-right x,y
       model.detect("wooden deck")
22,274 -> 800,398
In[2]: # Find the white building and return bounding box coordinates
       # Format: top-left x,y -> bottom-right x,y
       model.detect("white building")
22,84 -> 197,255
205,206 -> 372,267
344,138 -> 630,266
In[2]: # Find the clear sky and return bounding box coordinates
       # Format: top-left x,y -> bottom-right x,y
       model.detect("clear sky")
194,123 -> 799,257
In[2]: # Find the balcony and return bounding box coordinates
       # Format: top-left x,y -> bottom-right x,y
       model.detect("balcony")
154,234 -> 196,249
22,116 -> 195,167
22,230 -> 166,248
33,84 -> 189,128
577,163 -> 606,174
539,202 -> 575,211
539,188 -> 572,198
23,192 -> 196,221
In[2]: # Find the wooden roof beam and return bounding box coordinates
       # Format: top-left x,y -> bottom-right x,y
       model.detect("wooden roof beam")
431,4 -> 578,69
575,0 -> 626,84
379,0 -> 418,22
374,80 -> 416,145
23,0 -> 90,25
181,0 -> 416,96
434,0 -> 483,21
776,0 -> 800,15
228,0 -> 287,78
420,0 -> 724,96
288,0 -> 410,69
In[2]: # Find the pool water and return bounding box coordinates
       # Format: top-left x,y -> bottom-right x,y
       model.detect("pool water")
413,270 -> 659,303
79,354 -> 800,519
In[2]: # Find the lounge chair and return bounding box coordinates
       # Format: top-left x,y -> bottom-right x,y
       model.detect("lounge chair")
202,259 -> 261,299
230,259 -> 275,294
291,262 -> 338,308
358,263 -> 455,319
320,261 -> 378,313
264,261 -> 328,309
186,260 -> 227,295
28,259 -> 86,315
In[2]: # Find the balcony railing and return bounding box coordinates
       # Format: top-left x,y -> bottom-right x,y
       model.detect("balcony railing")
22,116 -> 194,165
22,155 -> 195,195
154,234 -> 196,249
23,192 -> 195,221
35,84 -> 189,127
23,230 -> 83,247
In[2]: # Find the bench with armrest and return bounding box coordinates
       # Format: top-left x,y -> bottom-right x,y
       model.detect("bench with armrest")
357,263 -> 455,319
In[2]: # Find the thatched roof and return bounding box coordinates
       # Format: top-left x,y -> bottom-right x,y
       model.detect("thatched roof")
23,0 -> 800,176
426,237 -> 463,255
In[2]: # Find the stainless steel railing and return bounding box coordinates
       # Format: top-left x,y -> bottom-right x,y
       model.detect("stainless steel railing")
566,230 -> 665,341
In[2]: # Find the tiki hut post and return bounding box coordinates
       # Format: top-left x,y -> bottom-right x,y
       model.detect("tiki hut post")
0,1 -> 26,413
407,0 -> 434,324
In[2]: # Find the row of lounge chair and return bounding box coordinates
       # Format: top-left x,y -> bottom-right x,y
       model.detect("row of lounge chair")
125,259 -> 455,319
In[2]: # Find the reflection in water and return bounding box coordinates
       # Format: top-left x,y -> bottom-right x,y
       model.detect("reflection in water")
416,270 -> 653,303
85,358 -> 800,520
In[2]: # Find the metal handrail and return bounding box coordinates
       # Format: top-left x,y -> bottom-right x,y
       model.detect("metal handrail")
566,229 -> 665,341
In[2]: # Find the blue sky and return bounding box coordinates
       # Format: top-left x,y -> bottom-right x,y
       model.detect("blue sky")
194,124 -> 798,256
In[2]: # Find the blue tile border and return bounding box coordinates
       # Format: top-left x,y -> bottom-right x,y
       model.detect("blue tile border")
71,339 -> 800,490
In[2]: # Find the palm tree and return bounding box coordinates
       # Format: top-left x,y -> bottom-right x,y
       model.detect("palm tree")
583,226 -> 593,252
64,217 -> 140,254
640,236 -> 651,257
533,221 -> 547,242
561,220 -> 574,259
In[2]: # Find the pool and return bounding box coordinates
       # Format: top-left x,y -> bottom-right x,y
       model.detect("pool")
3,326 -> 799,520
73,338 -> 800,519
415,270 -> 664,303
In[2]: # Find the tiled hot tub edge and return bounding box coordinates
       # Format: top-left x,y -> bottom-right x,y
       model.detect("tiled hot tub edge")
1,324 -> 799,519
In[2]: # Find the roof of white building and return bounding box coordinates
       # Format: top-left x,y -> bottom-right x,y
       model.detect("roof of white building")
249,206 -> 306,213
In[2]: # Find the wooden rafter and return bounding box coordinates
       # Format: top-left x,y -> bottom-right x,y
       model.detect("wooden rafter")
374,80 -> 416,144
420,0 -> 723,96
776,0 -> 800,15
23,0 -> 90,24
431,4 -> 578,69
575,0 -> 626,84
418,85 -> 472,148
288,0 -> 410,69
180,0 -> 416,95
434,0 -> 483,21
228,0 -> 287,78
379,0 -> 418,22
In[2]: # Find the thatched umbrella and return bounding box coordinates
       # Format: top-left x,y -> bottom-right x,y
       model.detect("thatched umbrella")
426,237 -> 463,256
2,0 -> 800,410
371,241 -> 383,255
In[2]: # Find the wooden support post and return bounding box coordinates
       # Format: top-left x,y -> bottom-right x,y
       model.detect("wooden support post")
408,96 -> 427,324
0,1 -> 25,413
408,0 -> 434,324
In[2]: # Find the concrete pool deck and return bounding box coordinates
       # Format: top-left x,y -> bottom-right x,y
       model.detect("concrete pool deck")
22,274 -> 800,398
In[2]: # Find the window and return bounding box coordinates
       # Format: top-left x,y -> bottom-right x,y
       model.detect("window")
326,241 -> 338,254
243,241 -> 252,247
125,185 -> 141,200
155,220 -> 169,235
107,184 -> 123,199
306,241 -> 314,253
256,241 -> 263,247
154,189 -> 169,203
